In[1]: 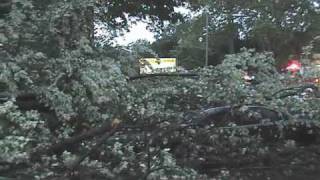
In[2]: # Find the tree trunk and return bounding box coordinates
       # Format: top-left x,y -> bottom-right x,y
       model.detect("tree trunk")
0,0 -> 12,17
228,36 -> 235,54
226,8 -> 236,54
56,6 -> 94,50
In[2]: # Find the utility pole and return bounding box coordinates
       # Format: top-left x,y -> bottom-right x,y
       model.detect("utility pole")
205,7 -> 209,66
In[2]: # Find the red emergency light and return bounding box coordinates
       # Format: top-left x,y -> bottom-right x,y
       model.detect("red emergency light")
286,60 -> 301,72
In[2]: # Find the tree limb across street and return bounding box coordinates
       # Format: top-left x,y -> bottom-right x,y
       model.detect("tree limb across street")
32,121 -> 121,156
128,73 -> 199,80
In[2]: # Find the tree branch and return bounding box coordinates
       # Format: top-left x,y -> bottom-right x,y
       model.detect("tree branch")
49,73 -> 66,88
128,73 -> 199,80
66,124 -> 120,170
271,84 -> 319,99
32,121 -> 119,156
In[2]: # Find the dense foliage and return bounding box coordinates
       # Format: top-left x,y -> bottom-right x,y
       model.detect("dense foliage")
152,0 -> 320,68
95,0 -> 188,29
2,46 -> 320,179
1,0 -> 320,180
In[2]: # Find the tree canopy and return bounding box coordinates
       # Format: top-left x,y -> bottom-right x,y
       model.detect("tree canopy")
1,0 -> 320,179
95,0 -> 188,29
151,0 -> 320,68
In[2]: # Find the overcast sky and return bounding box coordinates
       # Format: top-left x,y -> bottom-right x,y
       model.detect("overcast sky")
113,22 -> 155,46
112,7 -> 191,46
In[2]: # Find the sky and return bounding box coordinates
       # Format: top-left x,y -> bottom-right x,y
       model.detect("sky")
112,7 -> 191,46
113,22 -> 156,46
